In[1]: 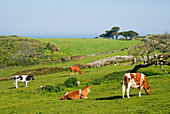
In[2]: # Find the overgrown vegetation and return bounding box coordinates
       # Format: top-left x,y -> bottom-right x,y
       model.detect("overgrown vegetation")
0,35 -> 63,68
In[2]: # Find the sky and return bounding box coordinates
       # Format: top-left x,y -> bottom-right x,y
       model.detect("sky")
1,0 -> 170,38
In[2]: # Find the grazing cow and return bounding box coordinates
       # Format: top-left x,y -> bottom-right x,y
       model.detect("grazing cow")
122,73 -> 151,98
14,75 -> 34,88
61,86 -> 92,100
69,66 -> 82,76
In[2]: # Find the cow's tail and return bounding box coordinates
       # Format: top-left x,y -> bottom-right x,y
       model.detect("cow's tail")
122,75 -> 127,93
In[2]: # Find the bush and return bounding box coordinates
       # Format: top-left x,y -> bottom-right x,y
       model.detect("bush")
41,84 -> 65,93
64,77 -> 78,87
42,85 -> 54,92
92,79 -> 102,85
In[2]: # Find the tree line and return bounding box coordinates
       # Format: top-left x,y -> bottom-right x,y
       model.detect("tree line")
99,26 -> 139,40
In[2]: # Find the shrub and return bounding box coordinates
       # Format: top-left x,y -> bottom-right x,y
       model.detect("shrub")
92,79 -> 102,85
41,84 -> 65,93
55,84 -> 65,92
42,85 -> 54,92
64,77 -> 78,87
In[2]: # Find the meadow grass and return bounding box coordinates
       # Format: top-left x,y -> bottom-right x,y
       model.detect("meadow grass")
0,38 -> 169,113
0,64 -> 169,113
0,38 -> 138,78
36,38 -> 141,56
0,49 -> 130,78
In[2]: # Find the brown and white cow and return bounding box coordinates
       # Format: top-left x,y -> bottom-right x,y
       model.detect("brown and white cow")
61,86 -> 92,100
69,66 -> 82,76
122,73 -> 151,98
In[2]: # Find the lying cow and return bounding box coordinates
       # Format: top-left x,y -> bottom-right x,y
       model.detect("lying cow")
61,85 -> 92,100
122,73 -> 151,98
14,75 -> 34,88
69,66 -> 82,76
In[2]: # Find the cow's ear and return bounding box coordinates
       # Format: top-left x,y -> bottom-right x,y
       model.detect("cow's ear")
147,86 -> 151,90
86,85 -> 91,88
86,85 -> 89,88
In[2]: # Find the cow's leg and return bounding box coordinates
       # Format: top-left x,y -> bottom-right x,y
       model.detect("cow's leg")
76,71 -> 78,75
138,87 -> 141,97
122,82 -> 126,98
80,95 -> 87,99
139,86 -> 143,97
70,71 -> 72,76
15,81 -> 18,88
126,84 -> 130,98
25,81 -> 28,87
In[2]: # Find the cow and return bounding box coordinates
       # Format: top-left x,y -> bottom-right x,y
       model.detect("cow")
14,75 -> 34,88
61,85 -> 92,100
69,66 -> 82,76
122,73 -> 151,98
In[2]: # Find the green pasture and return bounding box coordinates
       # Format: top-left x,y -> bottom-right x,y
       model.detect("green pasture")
0,38 -> 169,113
36,38 -> 141,56
0,49 -> 130,78
0,38 -> 140,78
0,64 -> 170,113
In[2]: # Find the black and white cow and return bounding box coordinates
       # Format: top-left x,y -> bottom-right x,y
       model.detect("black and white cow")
14,75 -> 34,88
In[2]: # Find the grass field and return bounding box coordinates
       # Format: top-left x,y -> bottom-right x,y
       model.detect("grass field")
0,38 -> 169,113
0,49 -> 130,78
36,38 -> 141,56
0,64 -> 170,113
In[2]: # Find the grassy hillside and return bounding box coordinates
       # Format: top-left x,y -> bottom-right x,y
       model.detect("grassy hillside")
0,36 -> 141,68
0,49 -> 130,78
1,36 -> 169,113
0,64 -> 169,113
36,38 -> 141,56
0,36 -> 62,68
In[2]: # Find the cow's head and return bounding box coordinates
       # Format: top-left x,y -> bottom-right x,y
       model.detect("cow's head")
79,71 -> 82,75
28,75 -> 34,80
145,86 -> 151,95
61,95 -> 67,100
85,85 -> 92,93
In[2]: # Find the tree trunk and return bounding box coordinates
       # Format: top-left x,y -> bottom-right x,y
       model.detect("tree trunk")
131,60 -> 170,73
131,61 -> 155,73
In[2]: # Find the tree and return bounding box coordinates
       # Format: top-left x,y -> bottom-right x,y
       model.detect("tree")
127,30 -> 139,40
99,26 -> 120,39
111,27 -> 120,39
120,31 -> 129,39
129,34 -> 170,74
99,26 -> 138,40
